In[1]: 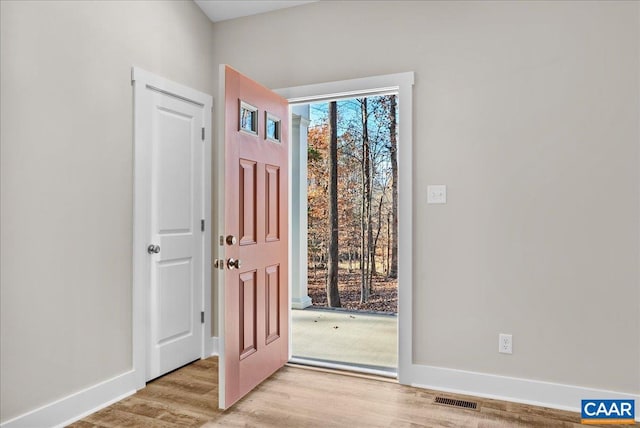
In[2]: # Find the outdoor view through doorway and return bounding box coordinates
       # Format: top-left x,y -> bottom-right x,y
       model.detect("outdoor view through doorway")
291,95 -> 399,376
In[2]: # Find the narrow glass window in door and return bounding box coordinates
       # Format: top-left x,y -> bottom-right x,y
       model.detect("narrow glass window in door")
265,112 -> 281,143
239,100 -> 258,135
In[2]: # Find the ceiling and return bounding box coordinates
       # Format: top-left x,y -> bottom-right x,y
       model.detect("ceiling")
194,0 -> 317,23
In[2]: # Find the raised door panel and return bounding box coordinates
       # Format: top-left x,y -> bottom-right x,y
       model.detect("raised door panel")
239,271 -> 257,359
155,260 -> 192,344
265,165 -> 280,242
239,159 -> 257,246
265,264 -> 280,344
156,108 -> 193,233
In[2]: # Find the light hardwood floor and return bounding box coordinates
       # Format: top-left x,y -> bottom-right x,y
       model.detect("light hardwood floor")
69,358 -> 624,427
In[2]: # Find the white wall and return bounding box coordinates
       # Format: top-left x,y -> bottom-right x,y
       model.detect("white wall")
0,1 -> 215,422
211,0 -> 639,395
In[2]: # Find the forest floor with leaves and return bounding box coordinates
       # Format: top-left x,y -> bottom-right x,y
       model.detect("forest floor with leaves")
307,268 -> 398,314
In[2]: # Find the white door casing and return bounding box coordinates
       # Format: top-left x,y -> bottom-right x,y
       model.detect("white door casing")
132,68 -> 213,386
275,71 -> 414,383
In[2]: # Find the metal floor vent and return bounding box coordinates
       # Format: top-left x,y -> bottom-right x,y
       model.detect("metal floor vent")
433,396 -> 479,411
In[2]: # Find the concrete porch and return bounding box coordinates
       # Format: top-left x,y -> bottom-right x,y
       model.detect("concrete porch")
291,308 -> 398,373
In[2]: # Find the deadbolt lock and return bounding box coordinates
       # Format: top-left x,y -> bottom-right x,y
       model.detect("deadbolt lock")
226,235 -> 237,245
227,258 -> 241,270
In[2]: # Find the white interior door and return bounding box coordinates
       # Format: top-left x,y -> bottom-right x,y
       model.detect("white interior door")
147,92 -> 203,381
133,68 -> 212,382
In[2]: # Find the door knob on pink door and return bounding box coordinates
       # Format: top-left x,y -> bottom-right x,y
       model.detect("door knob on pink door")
227,258 -> 241,269
226,235 -> 237,245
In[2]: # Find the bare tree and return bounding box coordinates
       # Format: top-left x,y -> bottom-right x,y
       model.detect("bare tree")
388,95 -> 398,279
326,101 -> 341,307
371,189 -> 385,277
359,98 -> 374,302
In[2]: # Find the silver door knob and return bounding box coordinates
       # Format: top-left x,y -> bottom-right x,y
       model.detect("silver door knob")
226,235 -> 237,245
147,244 -> 160,254
227,258 -> 241,269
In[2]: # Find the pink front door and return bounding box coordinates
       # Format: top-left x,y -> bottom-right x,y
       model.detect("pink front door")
220,65 -> 289,409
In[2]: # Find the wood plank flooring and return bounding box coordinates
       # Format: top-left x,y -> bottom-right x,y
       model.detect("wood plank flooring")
69,358 -> 627,427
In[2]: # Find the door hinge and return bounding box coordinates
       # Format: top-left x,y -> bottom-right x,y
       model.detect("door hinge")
201,311 -> 205,324
201,127 -> 205,141
201,219 -> 205,231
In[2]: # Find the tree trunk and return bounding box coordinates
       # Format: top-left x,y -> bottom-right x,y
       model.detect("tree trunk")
386,211 -> 391,276
360,98 -> 370,303
360,158 -> 368,302
371,191 -> 384,282
326,101 -> 341,308
363,99 -> 375,293
388,95 -> 399,279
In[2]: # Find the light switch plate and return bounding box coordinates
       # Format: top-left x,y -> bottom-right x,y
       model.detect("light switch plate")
427,185 -> 446,204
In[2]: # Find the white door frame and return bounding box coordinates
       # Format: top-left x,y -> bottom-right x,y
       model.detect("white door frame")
275,71 -> 415,384
131,67 -> 213,389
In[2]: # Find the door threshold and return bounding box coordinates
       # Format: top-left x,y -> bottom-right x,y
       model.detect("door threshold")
288,357 -> 397,380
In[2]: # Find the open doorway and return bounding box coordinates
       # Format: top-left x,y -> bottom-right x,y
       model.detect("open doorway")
278,71 -> 414,384
290,94 -> 399,376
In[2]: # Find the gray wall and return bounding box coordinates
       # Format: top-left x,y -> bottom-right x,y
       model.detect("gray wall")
212,1 -> 639,394
0,1 -> 215,421
1,0 -> 638,423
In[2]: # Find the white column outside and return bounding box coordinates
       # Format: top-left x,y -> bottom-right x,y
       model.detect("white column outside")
291,106 -> 312,309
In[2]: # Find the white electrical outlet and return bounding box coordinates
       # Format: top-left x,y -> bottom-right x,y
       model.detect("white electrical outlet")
499,334 -> 512,354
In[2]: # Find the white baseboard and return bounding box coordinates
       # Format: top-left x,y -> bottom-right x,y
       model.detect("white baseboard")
408,363 -> 640,421
208,336 -> 219,356
3,337 -> 218,428
4,357 -> 636,426
0,370 -> 136,428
